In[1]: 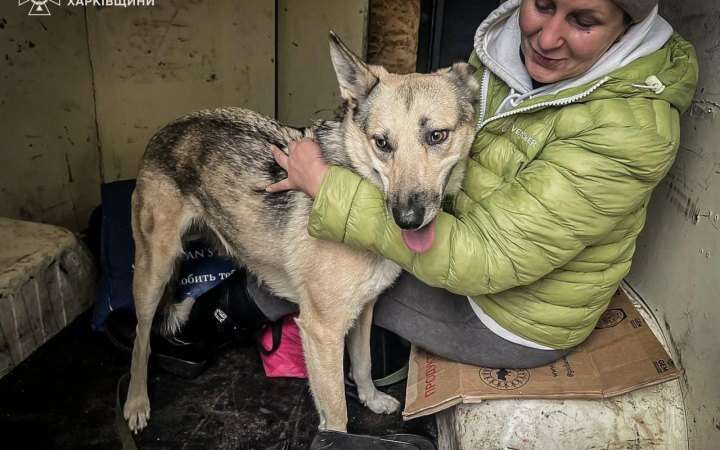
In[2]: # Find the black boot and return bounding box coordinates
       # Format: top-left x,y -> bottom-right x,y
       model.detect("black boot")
104,309 -> 211,379
104,268 -> 268,378
310,431 -> 436,450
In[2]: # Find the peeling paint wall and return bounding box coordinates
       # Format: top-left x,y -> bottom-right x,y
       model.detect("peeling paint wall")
627,2 -> 720,449
0,5 -> 100,231
277,0 -> 368,126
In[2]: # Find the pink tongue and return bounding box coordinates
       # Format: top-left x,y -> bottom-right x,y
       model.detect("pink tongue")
401,219 -> 436,254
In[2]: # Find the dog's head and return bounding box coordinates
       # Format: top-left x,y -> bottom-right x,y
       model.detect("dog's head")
329,32 -> 480,253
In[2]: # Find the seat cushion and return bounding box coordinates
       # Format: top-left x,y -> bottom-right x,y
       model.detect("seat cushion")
0,218 -> 95,379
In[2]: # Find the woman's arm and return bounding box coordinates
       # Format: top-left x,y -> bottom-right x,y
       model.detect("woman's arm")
308,119 -> 679,296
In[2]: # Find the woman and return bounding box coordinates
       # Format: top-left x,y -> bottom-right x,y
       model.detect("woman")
266,0 -> 697,400
264,0 -> 697,446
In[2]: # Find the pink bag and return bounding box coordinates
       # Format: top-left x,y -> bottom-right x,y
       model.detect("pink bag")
258,314 -> 308,378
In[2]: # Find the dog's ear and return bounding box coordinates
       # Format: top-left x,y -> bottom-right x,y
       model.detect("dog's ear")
439,62 -> 480,100
329,31 -> 378,103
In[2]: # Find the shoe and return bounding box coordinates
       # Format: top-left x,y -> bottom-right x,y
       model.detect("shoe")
310,430 -> 436,450
105,309 -> 210,379
193,268 -> 274,350
104,269 -> 271,379
218,269 -> 272,331
382,435 -> 436,450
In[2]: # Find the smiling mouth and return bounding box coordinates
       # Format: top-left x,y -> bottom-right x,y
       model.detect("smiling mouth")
529,46 -> 565,68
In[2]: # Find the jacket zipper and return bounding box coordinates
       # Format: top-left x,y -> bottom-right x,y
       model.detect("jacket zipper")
476,68 -> 491,126
475,75 -> 611,131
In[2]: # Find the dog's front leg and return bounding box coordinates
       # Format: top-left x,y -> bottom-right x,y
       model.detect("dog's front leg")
347,302 -> 401,414
296,304 -> 350,431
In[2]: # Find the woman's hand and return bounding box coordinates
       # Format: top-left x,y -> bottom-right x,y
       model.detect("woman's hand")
266,138 -> 329,199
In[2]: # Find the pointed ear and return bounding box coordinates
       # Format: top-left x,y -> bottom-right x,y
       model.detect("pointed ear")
329,31 -> 379,103
440,62 -> 480,100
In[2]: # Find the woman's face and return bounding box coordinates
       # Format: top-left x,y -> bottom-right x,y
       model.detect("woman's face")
519,0 -> 629,83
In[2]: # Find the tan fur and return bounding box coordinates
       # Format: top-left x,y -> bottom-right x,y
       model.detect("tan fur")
123,33 -> 479,434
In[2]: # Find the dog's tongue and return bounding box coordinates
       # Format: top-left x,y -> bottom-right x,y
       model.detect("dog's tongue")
401,219 -> 436,254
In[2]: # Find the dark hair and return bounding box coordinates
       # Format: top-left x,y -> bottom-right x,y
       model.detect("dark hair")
623,12 -> 633,26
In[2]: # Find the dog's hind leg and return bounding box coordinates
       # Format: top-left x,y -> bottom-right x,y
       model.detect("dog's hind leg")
124,181 -> 193,433
347,302 -> 401,414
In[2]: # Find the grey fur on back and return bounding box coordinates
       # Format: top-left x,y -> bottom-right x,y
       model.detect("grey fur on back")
139,107 -> 353,255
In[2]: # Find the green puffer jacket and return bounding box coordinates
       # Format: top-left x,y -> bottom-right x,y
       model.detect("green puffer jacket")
307,33 -> 698,349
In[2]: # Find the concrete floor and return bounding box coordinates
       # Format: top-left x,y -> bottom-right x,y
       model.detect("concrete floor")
0,312 -> 435,449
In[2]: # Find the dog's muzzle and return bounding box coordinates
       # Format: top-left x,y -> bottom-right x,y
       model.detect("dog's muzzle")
391,204 -> 425,230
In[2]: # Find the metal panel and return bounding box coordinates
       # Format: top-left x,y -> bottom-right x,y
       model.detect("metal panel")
277,0 -> 369,126
1,1 -> 275,229
86,0 -> 275,182
627,2 -> 720,449
0,4 -> 101,231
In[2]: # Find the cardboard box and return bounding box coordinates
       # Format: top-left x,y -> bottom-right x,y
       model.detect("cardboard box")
403,290 -> 680,420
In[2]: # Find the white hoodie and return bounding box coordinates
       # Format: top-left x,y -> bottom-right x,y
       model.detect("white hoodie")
473,0 -> 674,116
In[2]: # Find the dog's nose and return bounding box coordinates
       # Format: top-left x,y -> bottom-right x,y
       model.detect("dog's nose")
392,205 -> 426,230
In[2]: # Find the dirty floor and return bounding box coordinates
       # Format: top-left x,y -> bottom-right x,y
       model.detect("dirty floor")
0,311 -> 435,450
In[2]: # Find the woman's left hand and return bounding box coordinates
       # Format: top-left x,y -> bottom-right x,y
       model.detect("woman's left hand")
266,138 -> 329,199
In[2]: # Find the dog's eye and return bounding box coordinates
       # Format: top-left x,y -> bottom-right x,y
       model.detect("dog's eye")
427,130 -> 449,145
373,136 -> 391,152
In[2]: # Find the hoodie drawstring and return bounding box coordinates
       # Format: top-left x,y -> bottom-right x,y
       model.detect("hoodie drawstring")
632,75 -> 666,94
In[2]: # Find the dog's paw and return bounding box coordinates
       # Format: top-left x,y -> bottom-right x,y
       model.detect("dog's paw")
123,395 -> 151,433
359,388 -> 401,415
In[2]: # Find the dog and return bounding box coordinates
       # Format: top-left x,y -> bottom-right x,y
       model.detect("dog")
123,32 -> 480,433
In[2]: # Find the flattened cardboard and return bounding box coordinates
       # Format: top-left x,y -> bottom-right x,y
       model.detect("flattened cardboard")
403,290 -> 680,420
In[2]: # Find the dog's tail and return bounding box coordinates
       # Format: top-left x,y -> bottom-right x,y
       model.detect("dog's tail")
159,297 -> 195,337
156,223 -> 230,337
152,252 -> 193,337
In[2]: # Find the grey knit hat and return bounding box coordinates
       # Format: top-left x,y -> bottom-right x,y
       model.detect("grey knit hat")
612,0 -> 658,23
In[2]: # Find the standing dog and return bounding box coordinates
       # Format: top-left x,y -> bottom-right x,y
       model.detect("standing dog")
124,32 -> 479,433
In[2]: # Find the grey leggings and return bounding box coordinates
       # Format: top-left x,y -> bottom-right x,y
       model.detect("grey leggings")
247,272 -> 571,369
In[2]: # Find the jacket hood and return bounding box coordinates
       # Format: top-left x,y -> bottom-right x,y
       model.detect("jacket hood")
473,0 -> 696,112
